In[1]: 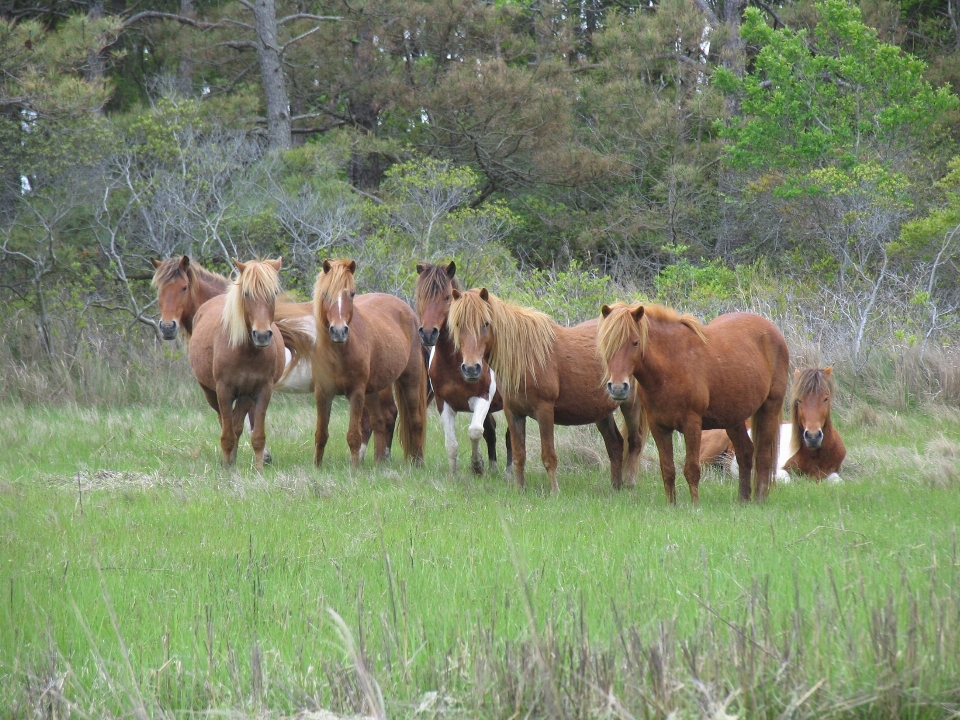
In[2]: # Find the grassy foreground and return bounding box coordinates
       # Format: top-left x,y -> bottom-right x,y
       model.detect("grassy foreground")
2,392 -> 960,719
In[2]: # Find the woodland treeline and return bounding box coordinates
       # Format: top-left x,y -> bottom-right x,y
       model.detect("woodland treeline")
3,0 -> 960,381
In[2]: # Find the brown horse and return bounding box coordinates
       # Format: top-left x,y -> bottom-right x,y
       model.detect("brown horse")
415,261 -> 510,475
700,367 -> 845,483
447,288 -> 645,494
189,259 -> 285,470
311,259 -> 428,468
152,255 -> 397,457
598,303 -> 789,504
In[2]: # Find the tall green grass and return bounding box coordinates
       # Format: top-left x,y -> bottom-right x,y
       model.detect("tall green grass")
2,393 -> 960,718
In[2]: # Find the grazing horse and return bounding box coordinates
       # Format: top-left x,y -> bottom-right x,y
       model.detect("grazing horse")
447,288 -> 646,494
700,367 -> 845,483
598,303 -> 789,504
311,259 -> 428,468
152,255 -> 397,456
415,261 -> 511,475
189,259 -> 285,470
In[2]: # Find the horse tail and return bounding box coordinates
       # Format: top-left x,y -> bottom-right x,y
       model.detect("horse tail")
393,353 -> 429,463
274,316 -> 315,383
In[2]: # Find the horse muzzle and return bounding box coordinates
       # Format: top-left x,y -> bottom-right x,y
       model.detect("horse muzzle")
803,428 -> 824,449
606,381 -> 631,402
159,320 -> 178,340
251,329 -> 273,348
460,361 -> 482,382
329,326 -> 349,344
418,326 -> 440,347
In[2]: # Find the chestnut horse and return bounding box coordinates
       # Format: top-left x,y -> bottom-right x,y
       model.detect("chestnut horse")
312,260 -> 428,468
598,303 -> 789,504
700,367 -> 845,483
415,261 -> 511,475
189,259 -> 285,470
447,288 -> 646,494
152,256 -> 397,457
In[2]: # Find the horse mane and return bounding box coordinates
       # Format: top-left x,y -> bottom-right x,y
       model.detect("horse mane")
221,260 -> 281,348
414,263 -> 462,313
151,257 -> 229,302
449,289 -> 556,395
789,367 -> 835,455
597,302 -> 705,371
313,260 -> 357,323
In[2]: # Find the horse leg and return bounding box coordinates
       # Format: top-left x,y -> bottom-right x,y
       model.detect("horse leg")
503,426 -> 513,476
536,408 -> 560,495
751,399 -> 782,502
379,387 -> 398,460
482,413 -> 498,475
395,365 -> 427,467
727,424 -> 754,503
216,388 -> 243,468
440,402 -> 459,474
505,408 -> 527,489
595,414 -> 625,490
650,426 -> 677,504
467,394 -> 494,476
680,418 -> 704,505
364,390 -> 389,463
620,394 -> 646,489
200,384 -> 220,414
345,391 -> 366,468
313,391 -> 334,468
249,387 -> 273,472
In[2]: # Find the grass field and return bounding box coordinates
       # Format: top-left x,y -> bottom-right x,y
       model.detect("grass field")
2,386 -> 960,719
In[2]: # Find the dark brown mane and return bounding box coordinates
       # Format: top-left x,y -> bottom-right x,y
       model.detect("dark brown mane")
414,264 -> 463,313
791,367 -> 834,404
151,257 -> 229,300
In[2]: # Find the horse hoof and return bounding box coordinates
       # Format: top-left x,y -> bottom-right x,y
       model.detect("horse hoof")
471,459 -> 484,475
263,449 -> 273,465
776,469 -> 790,483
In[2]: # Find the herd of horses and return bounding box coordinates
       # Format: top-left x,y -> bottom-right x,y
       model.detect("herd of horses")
151,256 -> 846,504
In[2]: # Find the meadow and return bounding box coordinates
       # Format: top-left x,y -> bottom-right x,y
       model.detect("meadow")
2,361 -> 960,719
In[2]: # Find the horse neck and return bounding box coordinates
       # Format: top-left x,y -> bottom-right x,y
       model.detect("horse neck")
182,272 -> 230,334
634,316 -> 690,383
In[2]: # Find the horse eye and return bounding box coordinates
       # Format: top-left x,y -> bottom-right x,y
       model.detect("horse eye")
483,322 -> 490,329
632,340 -> 639,348
351,292 -> 356,298
181,286 -> 188,293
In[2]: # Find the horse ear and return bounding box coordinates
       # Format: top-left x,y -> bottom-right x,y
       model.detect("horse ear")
269,257 -> 282,272
232,258 -> 247,274
631,305 -> 645,322
416,263 -> 427,275
179,255 -> 190,270
794,368 -> 801,379
322,259 -> 332,274
601,304 -> 613,318
824,366 -> 833,376
151,258 -> 162,269
446,261 -> 456,278
452,288 -> 461,300
347,259 -> 357,274
479,287 -> 490,302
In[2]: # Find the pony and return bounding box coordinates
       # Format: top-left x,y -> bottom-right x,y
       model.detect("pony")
311,259 -> 428,468
447,288 -> 646,494
152,255 -> 397,458
702,367 -> 845,483
598,303 -> 789,504
414,261 -> 510,475
188,258 -> 285,470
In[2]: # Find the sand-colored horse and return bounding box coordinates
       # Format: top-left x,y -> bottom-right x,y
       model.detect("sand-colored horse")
415,261 -> 510,475
311,259 -> 428,468
598,303 -> 789,504
447,288 -> 645,493
188,259 -> 285,471
152,255 -> 396,458
701,367 -> 845,483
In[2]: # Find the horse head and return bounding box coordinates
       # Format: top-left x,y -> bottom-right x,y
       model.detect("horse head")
598,303 -> 645,402
324,288 -> 355,344
314,258 -> 358,344
152,255 -> 193,340
224,258 -> 283,348
414,261 -> 458,347
448,287 -> 494,382
792,367 -> 834,450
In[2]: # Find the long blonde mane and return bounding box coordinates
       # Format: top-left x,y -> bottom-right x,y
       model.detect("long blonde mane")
789,367 -> 835,456
449,289 -> 556,396
597,302 -> 705,372
221,260 -> 281,347
313,260 -> 357,323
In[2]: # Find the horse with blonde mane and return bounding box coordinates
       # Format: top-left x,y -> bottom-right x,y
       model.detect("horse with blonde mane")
311,259 -> 428,468
447,288 -> 646,493
188,259 -> 285,470
598,303 -> 789,504
415,261 -> 510,475
700,367 -> 846,483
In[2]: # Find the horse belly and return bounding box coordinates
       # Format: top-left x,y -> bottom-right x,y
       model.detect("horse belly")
553,385 -> 618,426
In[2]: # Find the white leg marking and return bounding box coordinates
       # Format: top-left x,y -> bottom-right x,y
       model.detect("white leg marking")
358,442 -> 368,464
441,403 -> 459,473
826,472 -> 842,484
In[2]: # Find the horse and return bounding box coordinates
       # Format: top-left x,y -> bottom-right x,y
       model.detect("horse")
414,261 -> 511,475
188,259 -> 285,471
700,367 -> 845,483
447,288 -> 646,494
152,255 -> 397,458
311,259 -> 428,468
598,303 -> 789,504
